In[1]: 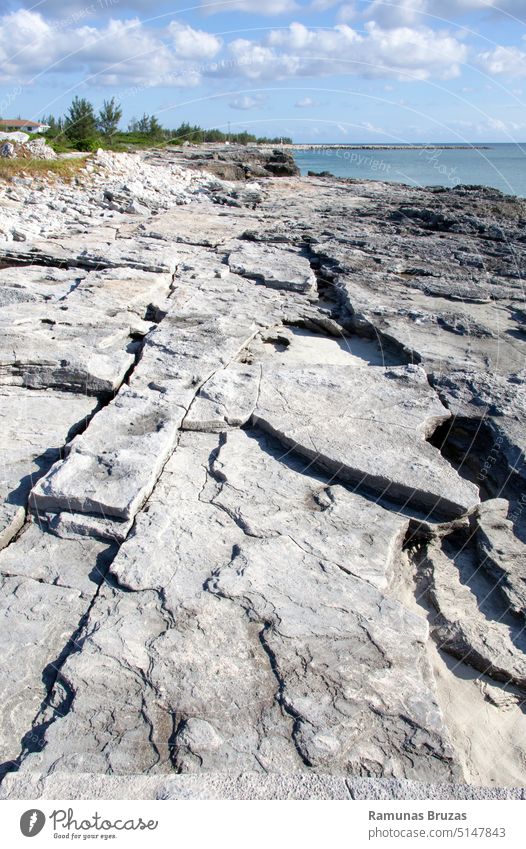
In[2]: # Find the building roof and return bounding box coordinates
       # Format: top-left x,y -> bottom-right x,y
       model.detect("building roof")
0,119 -> 46,128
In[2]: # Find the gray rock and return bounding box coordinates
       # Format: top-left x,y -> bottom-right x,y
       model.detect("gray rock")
183,363 -> 261,431
433,370 -> 526,484
210,535 -> 457,778
0,523 -> 115,768
1,771 -> 524,800
2,154 -> 526,796
18,431 -> 456,780
30,386 -> 186,521
228,242 -> 317,294
253,363 -> 479,517
417,539 -> 526,689
0,387 -> 98,549
475,500 -> 526,621
0,143 -> 16,159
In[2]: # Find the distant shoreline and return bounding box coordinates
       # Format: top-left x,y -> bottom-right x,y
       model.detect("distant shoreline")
286,144 -> 492,151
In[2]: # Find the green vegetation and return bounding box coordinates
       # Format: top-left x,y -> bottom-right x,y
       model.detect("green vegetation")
98,98 -> 123,140
0,156 -> 88,180
40,99 -> 292,153
64,97 -> 98,150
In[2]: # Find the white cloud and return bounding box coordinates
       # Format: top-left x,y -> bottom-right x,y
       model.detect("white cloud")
229,94 -> 266,109
295,96 -> 320,106
168,22 -> 221,60
309,0 -> 340,10
204,0 -> 298,13
477,45 -> 526,78
361,0 -> 526,28
448,116 -> 525,137
218,21 -> 467,82
337,3 -> 358,23
364,0 -> 427,28
0,10 -> 223,87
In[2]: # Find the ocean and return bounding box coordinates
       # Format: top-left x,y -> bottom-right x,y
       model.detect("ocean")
293,143 -> 526,197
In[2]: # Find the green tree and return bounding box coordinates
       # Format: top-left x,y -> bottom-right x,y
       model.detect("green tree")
64,97 -> 98,148
42,114 -> 59,136
97,98 -> 122,138
135,113 -> 152,134
148,115 -> 164,139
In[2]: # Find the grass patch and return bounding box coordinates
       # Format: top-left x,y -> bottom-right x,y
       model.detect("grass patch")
0,156 -> 89,181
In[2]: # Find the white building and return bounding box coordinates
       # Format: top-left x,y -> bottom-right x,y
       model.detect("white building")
0,119 -> 50,134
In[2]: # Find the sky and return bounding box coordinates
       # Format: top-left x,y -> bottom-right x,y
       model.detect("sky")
1,0 -> 526,142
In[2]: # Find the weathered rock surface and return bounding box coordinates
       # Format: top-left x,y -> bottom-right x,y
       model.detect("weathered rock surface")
0,387 -> 98,548
18,431 -> 456,779
183,363 -> 261,431
475,500 -> 526,621
416,537 -> 526,689
253,364 -> 479,516
168,145 -> 300,181
1,151 -> 526,797
228,242 -> 317,294
0,523 -> 116,770
3,772 -> 523,801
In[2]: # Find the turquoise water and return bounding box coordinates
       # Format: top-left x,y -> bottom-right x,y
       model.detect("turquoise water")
293,144 -> 526,197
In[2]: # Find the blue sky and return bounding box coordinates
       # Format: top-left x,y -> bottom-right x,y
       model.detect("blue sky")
1,1 -> 526,141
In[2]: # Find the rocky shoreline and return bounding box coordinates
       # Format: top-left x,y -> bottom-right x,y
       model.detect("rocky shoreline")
0,146 -> 525,799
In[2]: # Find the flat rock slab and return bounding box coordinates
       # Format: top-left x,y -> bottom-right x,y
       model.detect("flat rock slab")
0,387 -> 98,548
29,307 -> 258,523
0,236 -> 179,274
183,363 -> 261,431
210,535 -> 457,778
0,523 -> 115,768
65,266 -> 172,320
0,265 -> 86,307
0,309 -> 136,395
30,386 -> 186,521
17,432 -> 456,779
253,363 -> 479,517
228,242 -> 316,294
208,429 -> 409,592
131,208 -> 253,248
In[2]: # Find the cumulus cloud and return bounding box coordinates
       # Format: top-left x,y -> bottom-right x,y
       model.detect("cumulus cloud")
477,44 -> 526,78
168,22 -> 222,60
216,21 -> 467,82
362,0 -> 526,28
337,3 -> 358,22
0,10 -> 222,86
229,94 -> 266,108
295,96 -> 320,106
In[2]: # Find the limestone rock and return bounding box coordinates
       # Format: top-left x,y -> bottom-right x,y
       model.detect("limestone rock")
417,539 -> 526,689
183,363 -> 261,431
0,387 -> 98,549
2,151 -> 526,797
228,242 -> 316,294
210,536 -> 457,778
475,500 -> 526,621
253,364 -> 480,517
30,386 -> 186,521
17,432 -> 456,780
